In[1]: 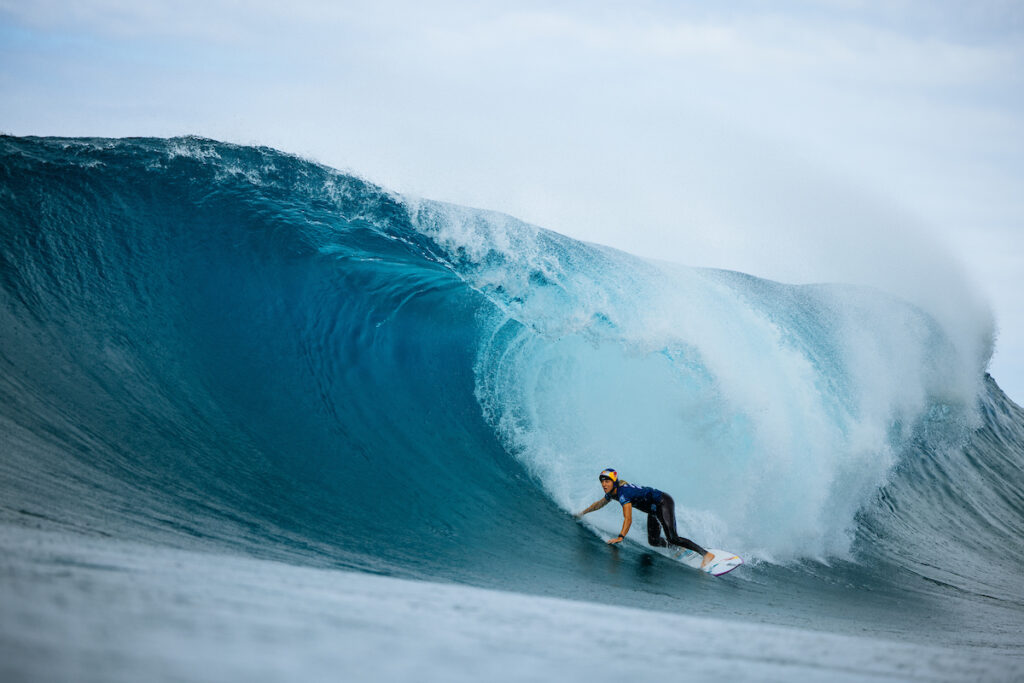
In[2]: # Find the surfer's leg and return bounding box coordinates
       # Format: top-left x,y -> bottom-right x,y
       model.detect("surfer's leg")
657,495 -> 708,556
647,512 -> 667,547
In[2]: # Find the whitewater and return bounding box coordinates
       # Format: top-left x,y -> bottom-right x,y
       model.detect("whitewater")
1,136 -> 1022,681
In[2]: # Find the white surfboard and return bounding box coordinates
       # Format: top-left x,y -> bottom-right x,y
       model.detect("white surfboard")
673,547 -> 743,577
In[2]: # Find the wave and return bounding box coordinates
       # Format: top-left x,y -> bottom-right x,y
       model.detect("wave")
1,136 -> 1021,613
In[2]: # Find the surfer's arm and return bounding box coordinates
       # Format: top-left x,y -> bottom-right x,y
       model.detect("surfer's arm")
576,498 -> 610,518
607,503 -> 632,544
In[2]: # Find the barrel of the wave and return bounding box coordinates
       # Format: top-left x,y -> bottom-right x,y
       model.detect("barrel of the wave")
575,469 -> 743,577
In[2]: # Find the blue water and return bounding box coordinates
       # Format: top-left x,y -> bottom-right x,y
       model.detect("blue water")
1,136 -> 1023,667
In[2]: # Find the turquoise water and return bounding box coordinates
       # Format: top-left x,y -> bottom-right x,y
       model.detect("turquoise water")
1,136 -> 1022,678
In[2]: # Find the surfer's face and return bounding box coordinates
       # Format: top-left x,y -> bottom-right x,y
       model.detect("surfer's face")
601,479 -> 614,494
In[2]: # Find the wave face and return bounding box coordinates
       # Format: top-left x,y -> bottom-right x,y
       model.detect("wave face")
2,136 -> 1022,641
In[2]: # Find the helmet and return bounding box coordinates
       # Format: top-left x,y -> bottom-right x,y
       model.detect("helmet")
599,468 -> 618,483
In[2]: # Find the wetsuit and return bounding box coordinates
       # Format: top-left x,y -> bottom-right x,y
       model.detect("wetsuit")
605,482 -> 707,555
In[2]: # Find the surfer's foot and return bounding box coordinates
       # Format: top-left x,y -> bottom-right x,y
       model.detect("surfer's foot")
700,552 -> 715,569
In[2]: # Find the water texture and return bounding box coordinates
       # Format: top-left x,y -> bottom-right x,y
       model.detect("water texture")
1,136 -> 1022,676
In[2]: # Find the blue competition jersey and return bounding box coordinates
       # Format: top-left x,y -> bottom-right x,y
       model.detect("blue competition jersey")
605,482 -> 664,513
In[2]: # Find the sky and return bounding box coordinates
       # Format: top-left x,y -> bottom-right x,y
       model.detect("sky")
1,0 -> 1022,401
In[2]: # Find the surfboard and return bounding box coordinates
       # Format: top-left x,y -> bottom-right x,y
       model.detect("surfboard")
673,547 -> 743,577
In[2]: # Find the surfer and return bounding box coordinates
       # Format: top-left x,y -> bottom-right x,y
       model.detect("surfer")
576,468 -> 716,569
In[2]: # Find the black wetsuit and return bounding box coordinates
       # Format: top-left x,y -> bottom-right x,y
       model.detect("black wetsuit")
606,482 -> 707,555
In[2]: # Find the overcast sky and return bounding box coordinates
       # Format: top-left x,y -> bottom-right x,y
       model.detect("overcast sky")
2,1 -> 1022,401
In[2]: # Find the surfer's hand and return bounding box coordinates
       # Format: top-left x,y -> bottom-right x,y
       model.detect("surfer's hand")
607,536 -> 623,544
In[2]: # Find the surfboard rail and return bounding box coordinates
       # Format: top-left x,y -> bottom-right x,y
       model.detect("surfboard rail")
673,547 -> 744,576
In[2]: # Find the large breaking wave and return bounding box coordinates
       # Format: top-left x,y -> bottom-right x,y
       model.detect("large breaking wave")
1,136 -> 1022,615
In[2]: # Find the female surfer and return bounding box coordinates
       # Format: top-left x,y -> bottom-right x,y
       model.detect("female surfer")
576,468 -> 716,569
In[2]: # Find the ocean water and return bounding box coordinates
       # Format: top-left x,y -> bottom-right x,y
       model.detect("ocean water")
1,136 -> 1022,681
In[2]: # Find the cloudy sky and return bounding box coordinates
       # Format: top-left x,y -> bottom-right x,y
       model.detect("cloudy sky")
2,1 -> 1022,400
